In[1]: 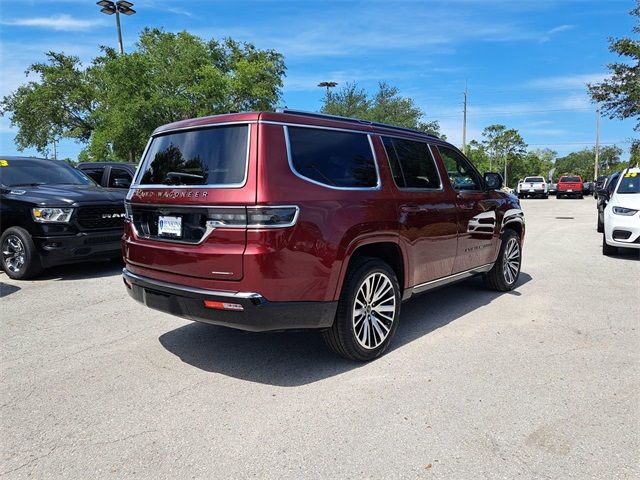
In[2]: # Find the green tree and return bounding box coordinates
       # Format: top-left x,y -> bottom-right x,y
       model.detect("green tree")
480,124 -> 527,187
587,1 -> 639,156
321,81 -> 443,137
1,29 -> 286,161
554,146 -> 622,180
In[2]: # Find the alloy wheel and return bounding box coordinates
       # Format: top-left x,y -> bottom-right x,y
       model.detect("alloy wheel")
502,237 -> 520,285
352,272 -> 397,350
2,235 -> 26,274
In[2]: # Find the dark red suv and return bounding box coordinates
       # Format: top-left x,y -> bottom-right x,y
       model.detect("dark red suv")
122,110 -> 525,360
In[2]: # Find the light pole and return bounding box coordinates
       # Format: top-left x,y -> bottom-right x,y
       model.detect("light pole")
318,81 -> 338,96
96,1 -> 136,54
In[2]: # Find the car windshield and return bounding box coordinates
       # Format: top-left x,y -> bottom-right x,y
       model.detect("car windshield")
0,158 -> 93,187
560,176 -> 581,183
524,177 -> 544,182
616,172 -> 640,194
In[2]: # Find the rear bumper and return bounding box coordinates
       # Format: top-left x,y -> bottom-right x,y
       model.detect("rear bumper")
122,269 -> 337,332
34,231 -> 122,268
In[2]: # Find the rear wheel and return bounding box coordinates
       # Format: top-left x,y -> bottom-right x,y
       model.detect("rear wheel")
1,227 -> 43,280
323,258 -> 401,361
484,229 -> 521,291
602,233 -> 617,256
596,215 -> 604,233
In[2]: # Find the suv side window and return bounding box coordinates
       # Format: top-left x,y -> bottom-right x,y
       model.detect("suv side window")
438,146 -> 483,191
83,168 -> 104,184
109,167 -> 133,188
382,137 -> 441,189
287,127 -> 378,188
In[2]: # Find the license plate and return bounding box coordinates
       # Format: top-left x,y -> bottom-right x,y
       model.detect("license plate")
528,188 -> 534,191
158,215 -> 182,237
567,189 -> 573,192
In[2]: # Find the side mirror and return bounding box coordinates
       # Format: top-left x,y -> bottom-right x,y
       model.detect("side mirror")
112,178 -> 132,188
596,187 -> 609,199
484,172 -> 503,191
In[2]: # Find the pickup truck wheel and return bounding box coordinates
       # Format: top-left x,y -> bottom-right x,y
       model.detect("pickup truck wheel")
602,233 -> 617,256
323,258 -> 401,361
597,215 -> 604,233
1,227 -> 43,280
484,229 -> 521,292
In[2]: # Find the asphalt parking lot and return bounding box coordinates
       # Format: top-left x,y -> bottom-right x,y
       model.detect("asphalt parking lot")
1,197 -> 638,479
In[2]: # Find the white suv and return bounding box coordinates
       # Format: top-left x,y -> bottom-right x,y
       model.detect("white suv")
603,167 -> 640,255
517,176 -> 548,199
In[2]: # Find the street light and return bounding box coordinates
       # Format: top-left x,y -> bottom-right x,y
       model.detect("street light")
318,81 -> 337,95
96,0 -> 136,54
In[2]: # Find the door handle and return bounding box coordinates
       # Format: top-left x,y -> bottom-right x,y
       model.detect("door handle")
400,204 -> 423,213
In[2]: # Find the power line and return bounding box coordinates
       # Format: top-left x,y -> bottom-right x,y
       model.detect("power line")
427,107 -> 594,118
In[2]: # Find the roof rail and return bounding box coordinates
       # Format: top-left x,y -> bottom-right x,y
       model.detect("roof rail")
276,108 -> 440,139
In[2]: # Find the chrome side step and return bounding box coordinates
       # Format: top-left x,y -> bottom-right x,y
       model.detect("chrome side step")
410,263 -> 494,295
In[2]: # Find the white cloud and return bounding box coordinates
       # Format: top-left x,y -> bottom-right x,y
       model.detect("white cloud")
539,23 -> 574,43
525,73 -> 608,90
1,14 -> 106,31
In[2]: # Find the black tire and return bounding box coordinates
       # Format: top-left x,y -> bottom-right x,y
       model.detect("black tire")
579,195 -> 584,199
484,229 -> 521,292
1,227 -> 43,280
322,257 -> 401,361
596,215 -> 604,233
602,233 -> 617,256
557,194 -> 562,199
543,194 -> 548,199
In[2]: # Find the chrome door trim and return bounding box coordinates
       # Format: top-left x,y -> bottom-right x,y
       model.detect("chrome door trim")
411,263 -> 494,295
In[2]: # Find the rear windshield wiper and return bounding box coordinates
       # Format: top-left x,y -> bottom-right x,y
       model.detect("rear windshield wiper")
164,172 -> 205,184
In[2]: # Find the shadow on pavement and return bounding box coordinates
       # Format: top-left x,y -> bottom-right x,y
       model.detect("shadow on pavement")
159,272 -> 532,387
0,282 -> 21,298
36,259 -> 123,281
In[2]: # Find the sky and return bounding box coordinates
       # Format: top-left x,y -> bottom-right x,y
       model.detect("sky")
0,0 -> 637,161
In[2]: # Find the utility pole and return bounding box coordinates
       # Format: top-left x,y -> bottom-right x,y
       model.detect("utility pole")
52,138 -> 57,161
97,1 -> 136,55
462,83 -> 468,155
594,108 -> 600,180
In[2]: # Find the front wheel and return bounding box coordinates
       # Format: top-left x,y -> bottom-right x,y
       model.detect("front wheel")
323,258 -> 401,361
597,215 -> 604,233
484,229 -> 522,291
1,227 -> 43,280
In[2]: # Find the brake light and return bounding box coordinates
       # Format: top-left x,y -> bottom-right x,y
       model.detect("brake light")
205,206 -> 299,229
204,300 -> 244,311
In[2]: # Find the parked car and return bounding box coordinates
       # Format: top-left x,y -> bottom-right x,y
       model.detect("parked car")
0,156 -> 126,279
582,181 -> 593,195
548,182 -> 558,196
517,176 -> 548,199
602,168 -> 640,255
121,110 -> 525,361
77,162 -> 137,189
593,175 -> 608,197
596,171 -> 621,232
557,175 -> 584,199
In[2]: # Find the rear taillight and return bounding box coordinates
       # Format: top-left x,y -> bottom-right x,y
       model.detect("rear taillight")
205,206 -> 299,229
204,300 -> 244,311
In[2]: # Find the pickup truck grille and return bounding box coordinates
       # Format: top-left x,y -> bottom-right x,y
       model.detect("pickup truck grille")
77,205 -> 126,230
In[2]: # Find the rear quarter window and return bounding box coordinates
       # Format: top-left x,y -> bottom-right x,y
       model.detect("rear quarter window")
286,126 -> 378,189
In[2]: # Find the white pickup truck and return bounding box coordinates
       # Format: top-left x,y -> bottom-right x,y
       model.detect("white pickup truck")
517,176 -> 548,199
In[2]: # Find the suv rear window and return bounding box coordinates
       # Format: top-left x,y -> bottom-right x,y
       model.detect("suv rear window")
287,127 -> 377,188
137,125 -> 249,186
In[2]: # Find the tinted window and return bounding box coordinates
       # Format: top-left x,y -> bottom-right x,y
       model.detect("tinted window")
438,146 -> 483,191
138,125 -> 248,186
382,137 -> 440,189
109,167 -> 133,188
0,159 -> 93,187
83,168 -> 104,183
617,172 -> 640,194
524,177 -> 544,183
287,127 -> 377,188
560,176 -> 581,183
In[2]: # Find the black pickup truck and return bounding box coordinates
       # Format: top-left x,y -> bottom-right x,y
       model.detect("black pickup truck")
0,156 -> 127,279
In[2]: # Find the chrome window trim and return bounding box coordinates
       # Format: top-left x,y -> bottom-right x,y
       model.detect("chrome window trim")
283,125 -> 381,191
131,123 -> 252,190
379,135 -> 444,192
261,120 -> 375,136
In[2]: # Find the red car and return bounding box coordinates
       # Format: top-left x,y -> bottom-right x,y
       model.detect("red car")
122,110 -> 525,360
557,175 -> 584,199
